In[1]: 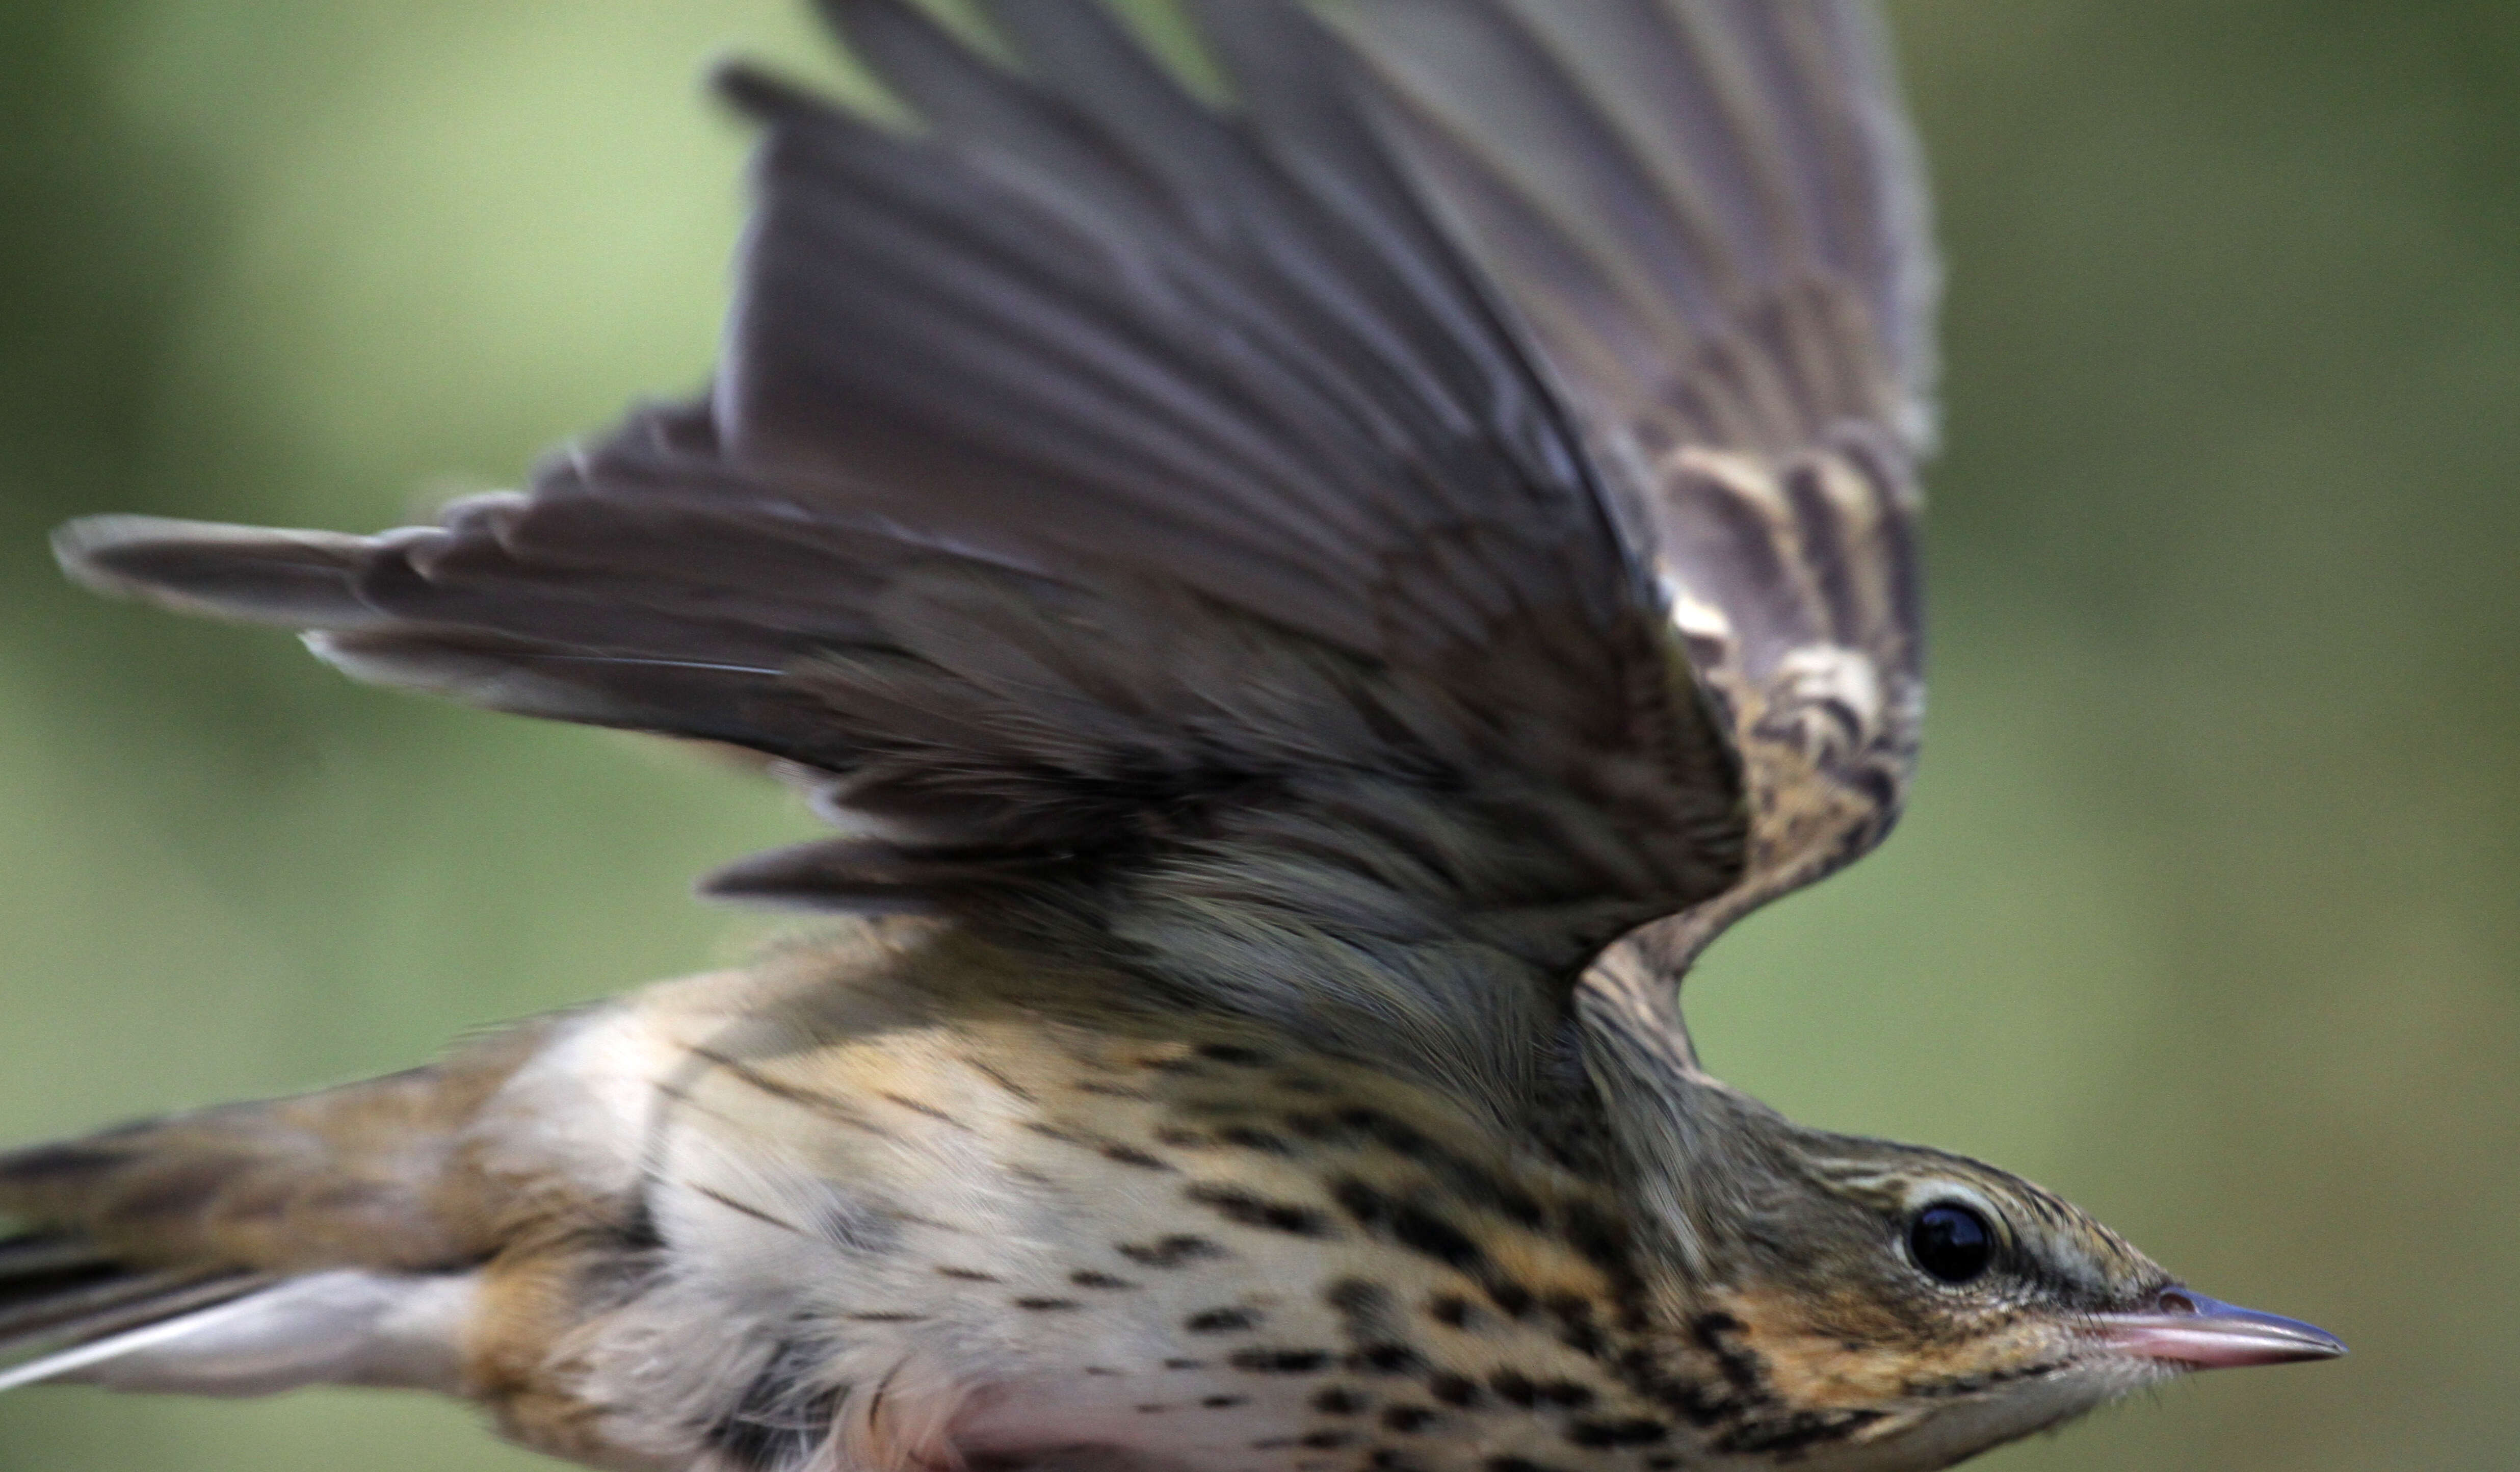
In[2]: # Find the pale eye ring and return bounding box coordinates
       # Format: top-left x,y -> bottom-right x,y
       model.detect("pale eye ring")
1908,1201 -> 1996,1283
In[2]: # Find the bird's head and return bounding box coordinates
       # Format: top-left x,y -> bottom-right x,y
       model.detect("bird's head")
1613,1085 -> 2344,1469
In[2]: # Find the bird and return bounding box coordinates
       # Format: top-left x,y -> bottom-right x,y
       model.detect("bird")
0,2 -> 2344,1469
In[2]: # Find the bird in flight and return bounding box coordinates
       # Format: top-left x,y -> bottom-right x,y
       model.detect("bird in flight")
2,3 -> 2341,1469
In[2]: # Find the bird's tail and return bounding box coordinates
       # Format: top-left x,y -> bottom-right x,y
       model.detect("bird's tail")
0,1020 -> 557,1395
0,1236 -> 273,1391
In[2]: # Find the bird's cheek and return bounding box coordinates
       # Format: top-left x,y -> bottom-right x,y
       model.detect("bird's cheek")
1694,1286 -> 1916,1411
1880,1319 -> 2078,1401
1708,1287 -> 2070,1411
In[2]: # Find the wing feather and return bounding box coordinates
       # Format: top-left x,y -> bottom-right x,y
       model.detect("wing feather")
54,0 -> 1935,1100
1323,0 -> 1932,1026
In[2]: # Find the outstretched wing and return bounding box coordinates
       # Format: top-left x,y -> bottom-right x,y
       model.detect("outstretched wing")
54,0 -> 1930,1105
1323,1 -> 1932,1036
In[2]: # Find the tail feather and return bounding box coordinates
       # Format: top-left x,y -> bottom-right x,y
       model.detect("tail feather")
0,1266 -> 472,1397
0,1273 -> 285,1394
0,1235 -> 113,1280
0,1234 -> 277,1391
0,1019 -> 555,1274
0,1018 -> 562,1397
2,1253 -> 174,1338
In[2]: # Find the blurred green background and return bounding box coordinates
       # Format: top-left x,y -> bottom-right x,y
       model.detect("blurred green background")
1,1 -> 2513,1468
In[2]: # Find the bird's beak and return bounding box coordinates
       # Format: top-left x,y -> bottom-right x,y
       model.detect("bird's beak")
2094,1287 -> 2346,1368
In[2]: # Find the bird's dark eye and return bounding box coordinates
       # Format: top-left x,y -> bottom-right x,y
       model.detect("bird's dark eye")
1908,1202 -> 1996,1284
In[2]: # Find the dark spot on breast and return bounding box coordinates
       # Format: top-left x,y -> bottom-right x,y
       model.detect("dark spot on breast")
1329,1180 -> 1488,1277
1645,1457 -> 1683,1470
614,1196 -> 665,1252
935,1265 -> 999,1282
878,1092 -> 967,1129
692,1185 -> 808,1238
1538,1380 -> 1595,1409
1490,1370 -> 1538,1407
1545,1295 -> 1606,1356
1312,1386 -> 1367,1414
1690,1311 -> 1766,1393
1428,1295 -> 1474,1328
1187,1307 -> 1261,1333
1100,1142 -> 1174,1172
1202,1394 -> 1248,1408
1427,1373 -> 1480,1407
1197,1043 -> 1271,1066
1324,1278 -> 1390,1321
1012,1298 -> 1082,1311
1347,1344 -> 1423,1375
1381,1405 -> 1437,1432
1299,1431 -> 1351,1449
1230,1348 -> 1333,1373
1331,1177 -> 1388,1225
1072,1080 -> 1154,1100
1070,1271 -> 1135,1289
1615,1346 -> 1735,1428
843,1311 -> 926,1323
1163,1358 -> 1206,1371
1389,1205 -> 1484,1273
1154,1126 -> 1208,1148
1484,1458 -> 1573,1472
1338,1107 -> 1422,1150
1567,1418 -> 1668,1448
1185,1182 -> 1332,1237
1217,1126 -> 1290,1153
1490,1186 -> 1547,1230
686,1048 -> 892,1138
1560,1201 -> 1632,1276
1487,1280 -> 1535,1318
1084,1366 -> 1121,1376
1117,1234 -> 1224,1268
1284,1111 -> 1335,1141
1715,1408 -> 1883,1456
955,1054 -> 1036,1104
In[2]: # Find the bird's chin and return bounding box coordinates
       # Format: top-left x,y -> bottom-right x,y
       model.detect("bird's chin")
1796,1368 -> 2136,1472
